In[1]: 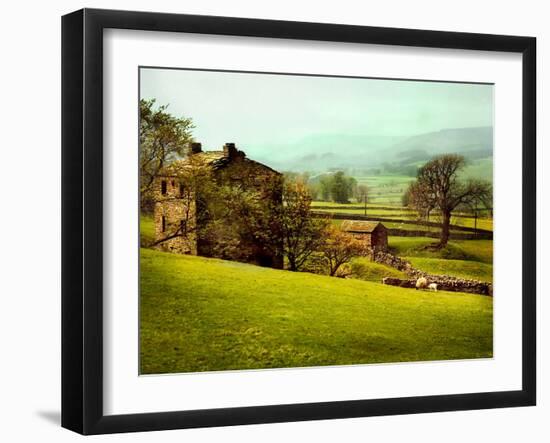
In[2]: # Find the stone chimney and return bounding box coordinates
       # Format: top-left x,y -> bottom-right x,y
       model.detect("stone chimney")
187,142 -> 202,156
223,143 -> 238,159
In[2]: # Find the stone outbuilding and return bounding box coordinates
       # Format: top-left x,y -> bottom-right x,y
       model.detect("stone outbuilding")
340,220 -> 388,252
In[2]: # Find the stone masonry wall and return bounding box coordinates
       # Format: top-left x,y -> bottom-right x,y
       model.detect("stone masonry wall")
373,250 -> 493,296
153,176 -> 197,254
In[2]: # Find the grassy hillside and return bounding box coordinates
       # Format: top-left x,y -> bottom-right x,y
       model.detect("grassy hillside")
140,214 -> 155,246
140,248 -> 493,374
388,236 -> 493,282
350,258 -> 407,282
405,257 -> 493,282
389,237 -> 493,264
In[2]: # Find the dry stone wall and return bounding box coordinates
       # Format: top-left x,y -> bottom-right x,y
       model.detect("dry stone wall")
373,250 -> 493,296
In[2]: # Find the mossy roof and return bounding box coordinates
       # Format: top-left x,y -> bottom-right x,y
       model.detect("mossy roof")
341,220 -> 386,233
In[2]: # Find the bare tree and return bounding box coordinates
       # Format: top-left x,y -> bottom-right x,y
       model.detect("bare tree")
407,154 -> 492,247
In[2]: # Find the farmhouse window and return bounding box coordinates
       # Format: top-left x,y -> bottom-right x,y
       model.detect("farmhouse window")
179,183 -> 184,197
161,180 -> 167,195
161,216 -> 166,232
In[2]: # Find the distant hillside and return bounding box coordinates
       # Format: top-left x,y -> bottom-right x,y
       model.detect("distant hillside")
391,127 -> 493,181
251,127 -> 493,177
392,127 -> 493,159
252,134 -> 404,172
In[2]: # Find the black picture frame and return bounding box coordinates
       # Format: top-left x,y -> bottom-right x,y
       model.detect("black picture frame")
61,8 -> 536,435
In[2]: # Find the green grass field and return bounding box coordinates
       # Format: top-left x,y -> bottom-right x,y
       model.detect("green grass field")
353,175 -> 415,205
350,258 -> 407,282
140,248 -> 493,374
405,257 -> 493,282
312,201 -> 493,232
140,214 -> 155,246
389,237 -> 493,264
388,236 -> 493,282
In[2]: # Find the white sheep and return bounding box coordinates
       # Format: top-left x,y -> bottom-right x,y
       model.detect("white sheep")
415,277 -> 428,290
428,283 -> 438,292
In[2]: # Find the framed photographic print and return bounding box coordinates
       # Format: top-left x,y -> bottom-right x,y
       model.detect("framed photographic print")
61,8 -> 536,435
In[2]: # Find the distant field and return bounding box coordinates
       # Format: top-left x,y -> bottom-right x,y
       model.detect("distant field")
140,248 -> 493,374
312,200 -> 493,232
389,236 -> 493,264
461,157 -> 493,182
311,201 -> 415,211
311,170 -> 493,228
353,175 -> 415,205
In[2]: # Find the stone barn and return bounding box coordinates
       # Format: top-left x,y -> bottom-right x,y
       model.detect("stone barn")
153,142 -> 283,269
340,220 -> 388,252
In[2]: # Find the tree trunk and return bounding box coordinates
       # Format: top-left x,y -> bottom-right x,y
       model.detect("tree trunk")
288,256 -> 297,271
439,210 -> 451,246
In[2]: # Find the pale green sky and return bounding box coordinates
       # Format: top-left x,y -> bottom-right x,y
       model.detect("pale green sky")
140,67 -> 493,153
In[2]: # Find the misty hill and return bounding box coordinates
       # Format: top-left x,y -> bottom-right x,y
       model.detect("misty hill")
252,134 -> 404,172
252,127 -> 493,179
392,127 -> 493,161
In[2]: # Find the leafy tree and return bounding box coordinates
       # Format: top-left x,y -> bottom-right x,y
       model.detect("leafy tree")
318,172 -> 357,203
213,175 -> 329,271
307,182 -> 320,200
280,181 -> 330,271
197,162 -> 284,265
140,99 -> 195,210
320,225 -> 368,276
407,154 -> 492,246
331,171 -> 351,203
319,176 -> 332,201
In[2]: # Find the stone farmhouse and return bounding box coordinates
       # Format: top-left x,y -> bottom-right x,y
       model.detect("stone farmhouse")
340,220 -> 388,252
153,142 -> 283,268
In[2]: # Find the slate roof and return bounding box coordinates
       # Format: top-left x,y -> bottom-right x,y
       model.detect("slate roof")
162,150 -> 280,176
340,220 -> 385,233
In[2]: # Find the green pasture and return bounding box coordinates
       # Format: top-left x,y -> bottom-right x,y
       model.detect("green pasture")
350,258 -> 407,282
140,214 -> 155,246
405,257 -> 493,282
140,248 -> 493,374
312,201 -> 493,232
388,236 -> 493,264
353,175 -> 415,205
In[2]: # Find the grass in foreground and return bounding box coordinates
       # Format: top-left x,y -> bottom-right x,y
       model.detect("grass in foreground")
140,214 -> 155,246
140,248 -> 493,374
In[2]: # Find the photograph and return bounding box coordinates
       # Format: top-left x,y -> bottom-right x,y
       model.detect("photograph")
138,67 -> 494,375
